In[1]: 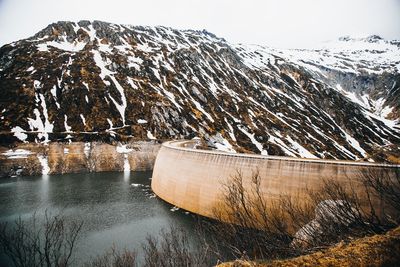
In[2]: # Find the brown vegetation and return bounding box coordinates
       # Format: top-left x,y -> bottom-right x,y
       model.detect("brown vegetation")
218,226 -> 400,267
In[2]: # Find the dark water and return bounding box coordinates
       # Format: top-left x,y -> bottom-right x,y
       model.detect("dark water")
0,171 -> 198,265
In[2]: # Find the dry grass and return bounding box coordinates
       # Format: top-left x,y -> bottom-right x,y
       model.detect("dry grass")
218,226 -> 400,267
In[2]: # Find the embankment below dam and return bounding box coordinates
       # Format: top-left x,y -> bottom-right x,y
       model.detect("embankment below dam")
0,141 -> 160,178
152,140 -> 400,219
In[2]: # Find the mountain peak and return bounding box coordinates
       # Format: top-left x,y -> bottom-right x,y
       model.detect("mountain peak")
27,20 -> 225,49
338,34 -> 389,43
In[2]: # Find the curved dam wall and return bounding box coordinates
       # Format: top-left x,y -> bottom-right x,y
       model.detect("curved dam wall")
151,141 -> 400,219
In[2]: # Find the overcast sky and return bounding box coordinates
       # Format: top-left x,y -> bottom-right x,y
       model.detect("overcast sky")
0,0 -> 399,48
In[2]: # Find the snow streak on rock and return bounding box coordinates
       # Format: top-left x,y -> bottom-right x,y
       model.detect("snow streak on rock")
37,154 -> 50,175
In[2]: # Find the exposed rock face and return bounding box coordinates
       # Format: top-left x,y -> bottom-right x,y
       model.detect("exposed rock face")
291,200 -> 358,249
0,141 -> 160,178
0,20 -> 399,162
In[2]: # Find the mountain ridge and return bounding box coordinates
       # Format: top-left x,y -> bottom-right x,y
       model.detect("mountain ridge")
0,20 -> 399,162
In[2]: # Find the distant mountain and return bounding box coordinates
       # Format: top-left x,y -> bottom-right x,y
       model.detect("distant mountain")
0,20 -> 399,162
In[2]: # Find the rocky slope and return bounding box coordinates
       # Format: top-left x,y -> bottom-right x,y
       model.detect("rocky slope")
1,20 -> 399,162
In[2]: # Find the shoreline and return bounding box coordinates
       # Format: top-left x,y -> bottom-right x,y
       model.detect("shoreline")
0,141 -> 161,178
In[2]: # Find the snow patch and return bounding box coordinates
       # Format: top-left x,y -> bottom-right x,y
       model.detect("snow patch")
27,92 -> 54,142
84,143 -> 91,158
92,50 -> 114,79
127,77 -> 138,89
37,44 -> 49,52
147,131 -> 156,140
108,76 -> 127,125
37,154 -> 50,175
238,126 -> 268,155
191,99 -> 214,122
224,118 -> 237,142
286,136 -> 318,158
38,39 -> 86,52
64,115 -> 72,132
107,118 -> 113,129
123,154 -> 130,172
82,82 -> 90,90
27,109 -> 48,142
11,126 -> 28,142
50,85 -> 60,109
214,140 -> 236,153
2,149 -> 33,159
268,135 -> 297,157
127,55 -> 143,70
381,106 -> 393,118
80,114 -> 86,126
210,133 -> 236,153
38,93 -> 53,133
344,133 -> 367,158
116,144 -> 133,153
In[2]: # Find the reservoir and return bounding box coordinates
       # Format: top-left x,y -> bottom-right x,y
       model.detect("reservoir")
0,171 -> 197,265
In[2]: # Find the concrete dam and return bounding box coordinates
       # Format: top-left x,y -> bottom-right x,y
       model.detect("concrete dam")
151,140 -> 400,219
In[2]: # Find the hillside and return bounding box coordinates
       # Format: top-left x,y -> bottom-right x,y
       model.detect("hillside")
1,20 -> 399,162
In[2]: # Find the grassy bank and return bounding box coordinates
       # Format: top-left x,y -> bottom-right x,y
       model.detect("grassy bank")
219,226 -> 400,267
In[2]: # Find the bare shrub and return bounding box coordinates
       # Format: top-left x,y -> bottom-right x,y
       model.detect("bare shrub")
300,167 -> 400,248
84,245 -> 137,267
202,167 -> 400,262
142,226 -> 213,267
361,167 -> 400,224
290,179 -> 370,249
0,212 -> 83,267
199,170 -> 296,261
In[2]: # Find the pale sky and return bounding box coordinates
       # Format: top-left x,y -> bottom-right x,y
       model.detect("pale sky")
0,0 -> 399,48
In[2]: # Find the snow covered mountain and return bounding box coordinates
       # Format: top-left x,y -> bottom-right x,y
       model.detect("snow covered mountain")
0,20 -> 399,162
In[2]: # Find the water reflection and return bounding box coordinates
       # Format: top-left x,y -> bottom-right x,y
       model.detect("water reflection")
124,169 -> 130,182
40,173 -> 49,204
